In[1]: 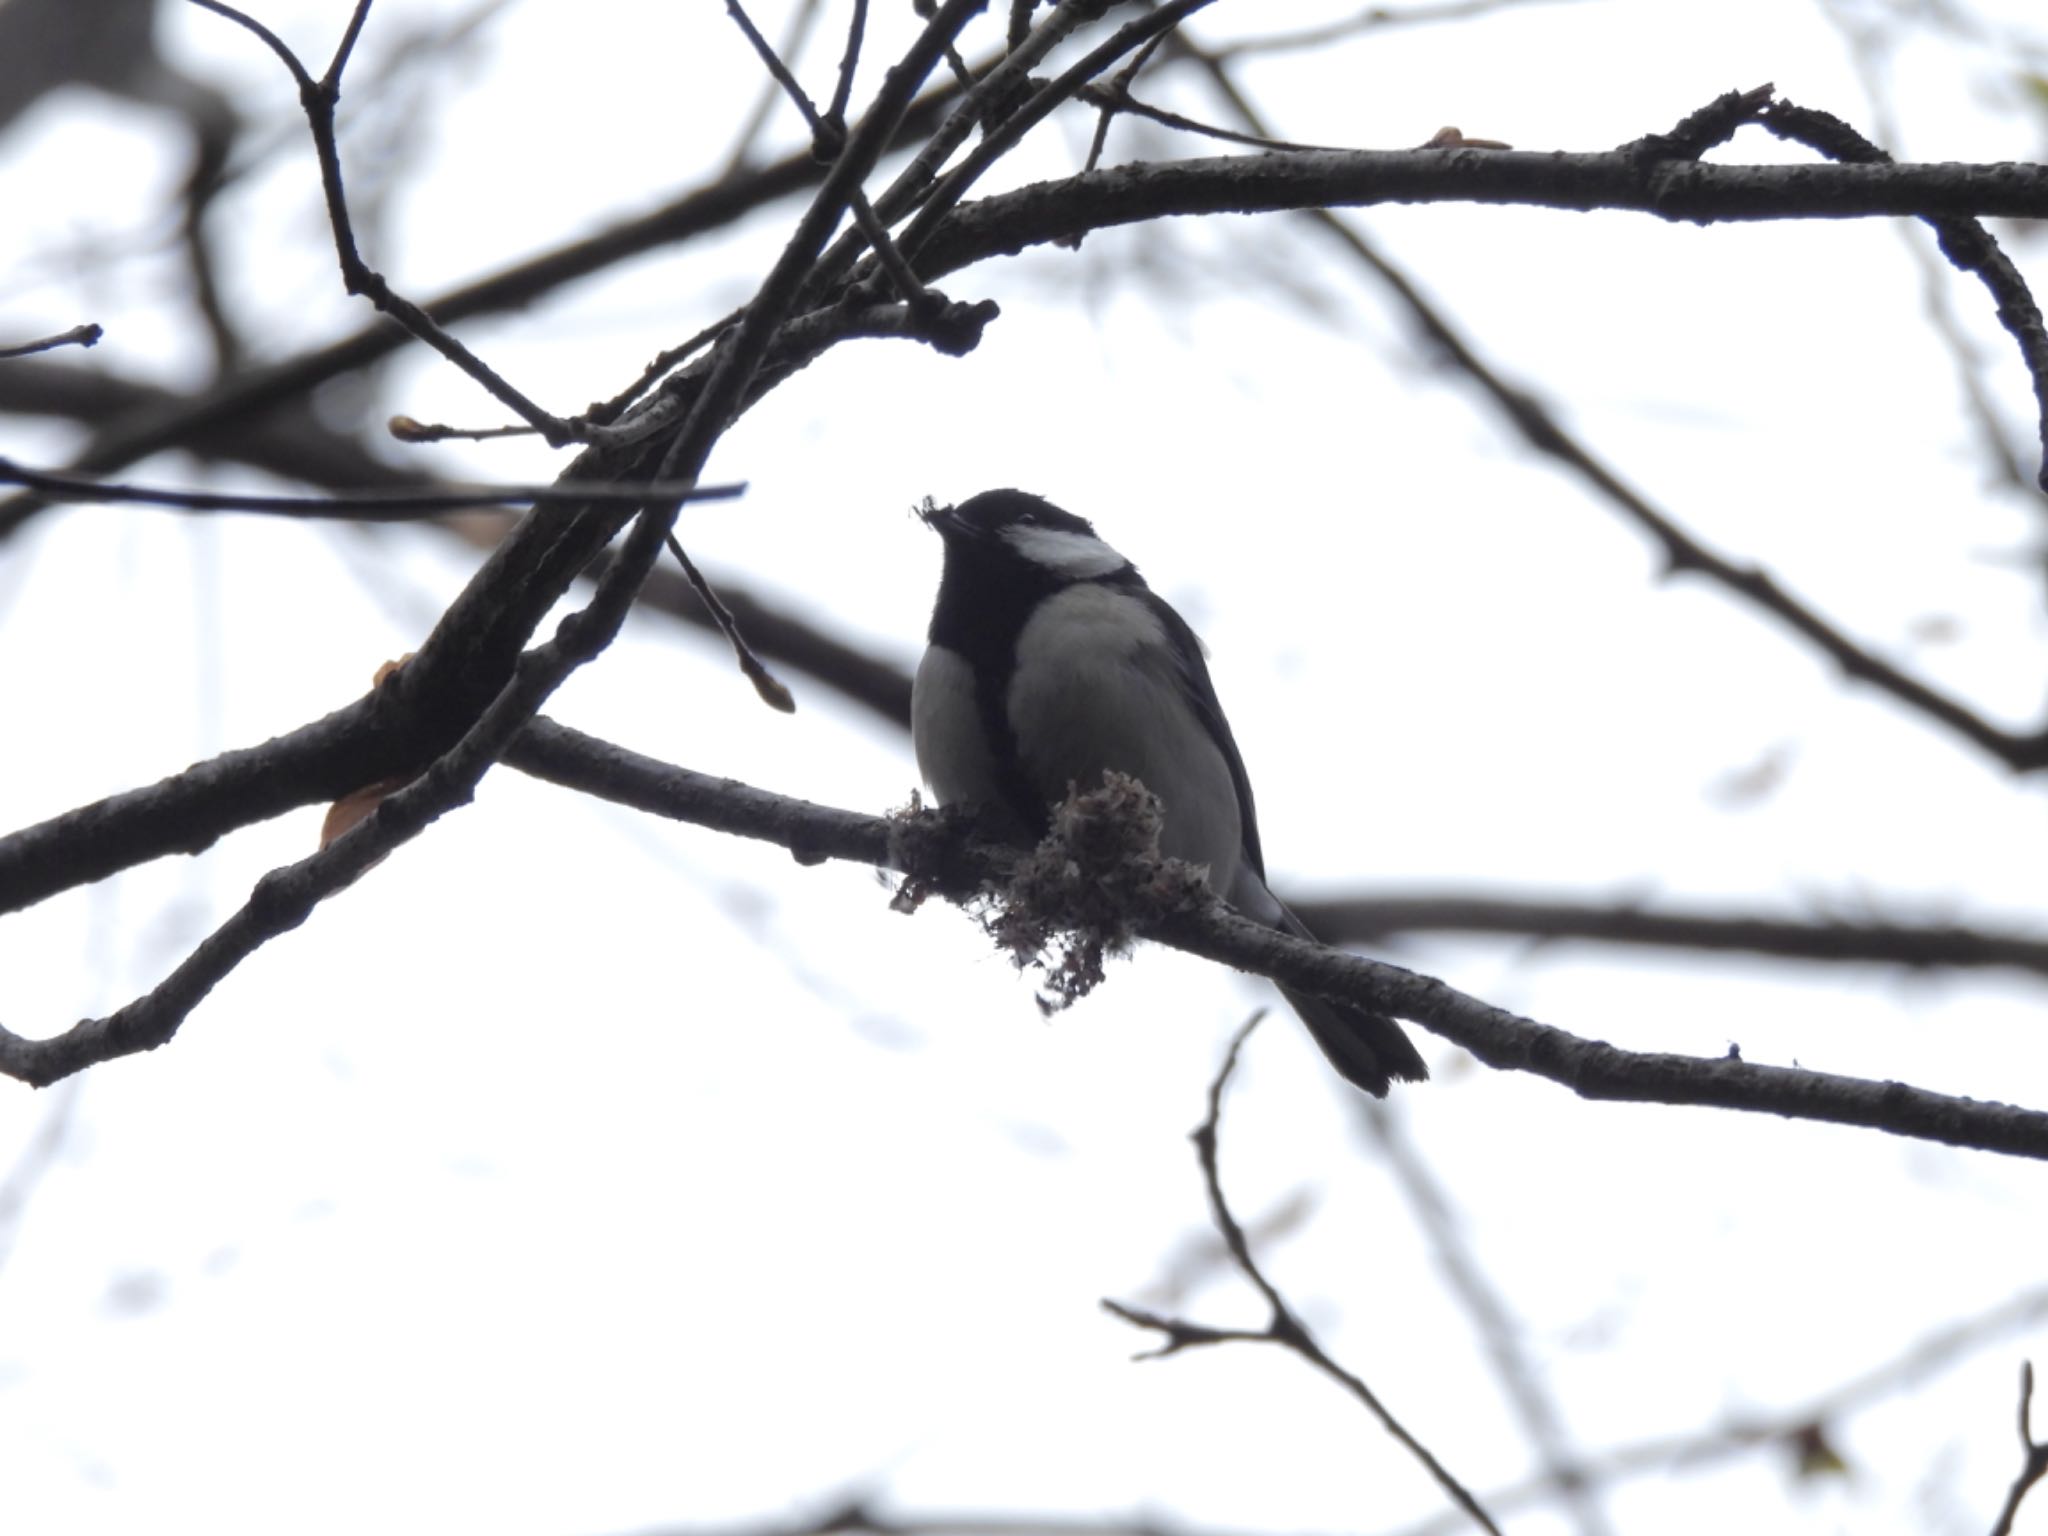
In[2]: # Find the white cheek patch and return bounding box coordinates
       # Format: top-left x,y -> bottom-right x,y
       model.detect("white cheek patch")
1002,523 -> 1128,579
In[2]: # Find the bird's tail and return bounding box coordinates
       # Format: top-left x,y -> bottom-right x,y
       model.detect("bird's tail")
1271,903 -> 1429,1097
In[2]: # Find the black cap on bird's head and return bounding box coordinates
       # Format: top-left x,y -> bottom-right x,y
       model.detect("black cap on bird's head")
918,489 -> 1131,583
921,488 -> 1096,541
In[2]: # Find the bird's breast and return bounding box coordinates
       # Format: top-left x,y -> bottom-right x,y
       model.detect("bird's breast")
912,643 -> 1002,809
1008,585 -> 1244,890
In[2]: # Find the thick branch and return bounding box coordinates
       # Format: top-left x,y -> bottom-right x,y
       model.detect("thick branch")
0,494 -> 684,1090
9,140 -> 2045,545
916,151 -> 2048,272
499,722 -> 2048,1161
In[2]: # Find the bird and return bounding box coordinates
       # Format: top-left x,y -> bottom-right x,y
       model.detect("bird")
910,488 -> 1428,1096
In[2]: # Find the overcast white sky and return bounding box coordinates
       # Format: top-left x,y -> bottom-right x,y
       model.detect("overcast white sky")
2,2 -> 2047,1534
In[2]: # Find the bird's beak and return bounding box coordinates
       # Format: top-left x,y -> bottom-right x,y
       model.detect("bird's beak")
917,499 -> 965,538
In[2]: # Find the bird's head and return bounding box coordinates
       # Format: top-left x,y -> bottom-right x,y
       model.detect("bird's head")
918,489 -> 1131,583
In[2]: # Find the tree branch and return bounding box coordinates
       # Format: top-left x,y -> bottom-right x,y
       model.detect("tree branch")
1122,55 -> 2048,776
0,71 -> 978,538
0,322 -> 101,359
1105,1017 -> 1503,1536
13,116 -> 2040,536
0,492 -> 685,1090
1990,1363 -> 2048,1536
630,1279 -> 2048,1536
0,454 -> 741,518
193,0 -> 578,444
494,721 -> 2048,1160
1294,893 -> 2048,980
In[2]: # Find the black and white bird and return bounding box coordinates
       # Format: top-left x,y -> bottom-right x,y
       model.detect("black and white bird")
910,488 -> 1428,1096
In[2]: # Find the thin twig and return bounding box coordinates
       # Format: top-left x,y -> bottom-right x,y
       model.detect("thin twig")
1141,54 -> 2048,774
581,311 -> 742,433
676,0 -> 988,468
386,415 -> 537,444
1103,1016 -> 1504,1536
811,0 -> 1116,296
0,323 -> 102,360
187,0 -> 312,86
1078,82 -> 1342,155
894,0 -> 1222,265
643,0 -> 994,715
726,0 -> 835,154
0,455 -> 742,518
191,0 -> 579,446
1988,1362 -> 2048,1536
1075,28 -> 1175,184
665,533 -> 795,712
719,0 -> 826,175
725,0 -> 936,308
826,0 -> 867,126
622,1282 -> 2048,1536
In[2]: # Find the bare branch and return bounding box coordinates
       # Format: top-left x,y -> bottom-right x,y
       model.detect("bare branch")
663,531 -> 796,713
908,149 -> 2048,257
1104,1017 -> 1503,1536
1295,893 -> 2048,980
635,1281 -> 2048,1536
724,0 -> 937,311
726,0 -> 836,152
815,0 -> 1182,297
0,494 -> 685,1088
0,322 -> 101,359
192,0 -> 578,444
1392,1284 -> 2048,1533
186,0 -> 316,92
890,1 -> 1223,268
1989,1362 -> 2048,1536
1076,83 -> 1342,154
495,723 -> 2048,1160
1758,96 -> 2048,494
9,96 -> 2046,539
0,2 -> 1003,1083
0,295 -> 990,932
0,455 -> 743,518
0,72 -> 980,539
1817,2 -> 2034,491
826,0 -> 867,127
28,352 -> 2048,828
1083,56 -> 2048,774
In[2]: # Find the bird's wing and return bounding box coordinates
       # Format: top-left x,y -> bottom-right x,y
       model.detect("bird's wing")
1136,589 -> 1267,881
